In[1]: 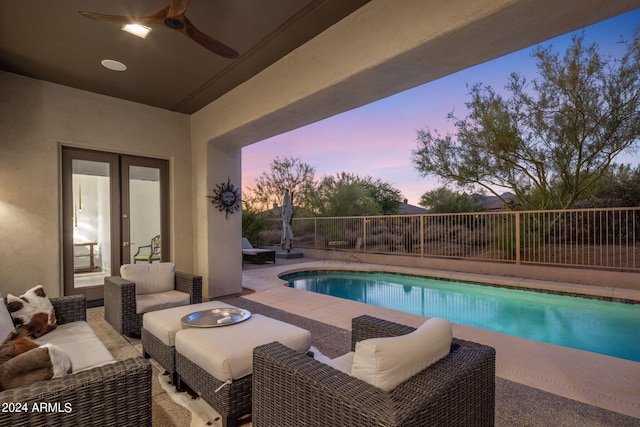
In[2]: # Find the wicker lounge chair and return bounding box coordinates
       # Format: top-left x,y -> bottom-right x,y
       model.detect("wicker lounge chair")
0,295 -> 152,427
105,263 -> 202,336
253,315 -> 496,427
241,238 -> 276,264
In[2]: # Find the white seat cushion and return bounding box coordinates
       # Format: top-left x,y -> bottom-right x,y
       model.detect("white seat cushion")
175,314 -> 311,382
34,321 -> 115,373
143,301 -> 236,347
351,317 -> 452,392
136,290 -> 190,314
121,262 -> 175,295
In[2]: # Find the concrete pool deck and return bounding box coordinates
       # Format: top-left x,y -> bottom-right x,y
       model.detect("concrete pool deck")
241,259 -> 640,419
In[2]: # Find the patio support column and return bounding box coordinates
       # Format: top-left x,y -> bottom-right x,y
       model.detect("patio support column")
204,142 -> 243,298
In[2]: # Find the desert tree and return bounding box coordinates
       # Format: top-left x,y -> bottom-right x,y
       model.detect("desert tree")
412,31 -> 640,210
419,187 -> 484,213
245,156 -> 316,212
311,172 -> 404,216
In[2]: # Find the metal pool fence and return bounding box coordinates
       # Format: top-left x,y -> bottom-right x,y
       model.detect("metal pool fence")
260,207 -> 639,271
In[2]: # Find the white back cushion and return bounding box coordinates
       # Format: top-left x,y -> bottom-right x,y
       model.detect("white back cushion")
121,262 -> 175,295
0,293 -> 16,341
241,238 -> 253,249
351,317 -> 452,392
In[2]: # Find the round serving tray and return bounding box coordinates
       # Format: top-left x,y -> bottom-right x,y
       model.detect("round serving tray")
181,308 -> 252,328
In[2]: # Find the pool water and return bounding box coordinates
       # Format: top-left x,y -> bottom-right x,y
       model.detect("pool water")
283,271 -> 640,362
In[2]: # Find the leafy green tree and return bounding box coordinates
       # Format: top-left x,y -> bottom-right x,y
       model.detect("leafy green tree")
311,172 -> 403,216
419,187 -> 484,213
362,177 -> 404,214
245,156 -> 315,212
575,163 -> 640,207
241,202 -> 266,244
412,32 -> 640,210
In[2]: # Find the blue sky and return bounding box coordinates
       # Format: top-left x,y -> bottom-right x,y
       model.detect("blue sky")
242,9 -> 640,206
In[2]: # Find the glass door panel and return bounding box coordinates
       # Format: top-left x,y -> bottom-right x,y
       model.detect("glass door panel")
120,156 -> 169,266
62,148 -> 120,303
128,166 -> 161,264
71,160 -> 111,287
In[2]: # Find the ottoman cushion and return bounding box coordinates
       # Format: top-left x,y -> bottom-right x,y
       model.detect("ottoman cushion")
143,301 -> 236,347
175,314 -> 310,382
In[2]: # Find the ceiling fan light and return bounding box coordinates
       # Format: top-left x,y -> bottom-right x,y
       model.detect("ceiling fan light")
121,24 -> 152,39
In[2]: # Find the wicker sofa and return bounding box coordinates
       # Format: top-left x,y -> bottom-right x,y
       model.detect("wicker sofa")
0,295 -> 152,427
253,315 -> 496,427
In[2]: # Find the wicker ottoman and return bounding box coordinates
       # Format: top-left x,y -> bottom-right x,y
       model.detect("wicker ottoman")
175,314 -> 311,427
141,301 -> 237,384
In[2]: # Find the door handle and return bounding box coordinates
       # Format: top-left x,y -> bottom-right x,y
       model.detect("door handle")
123,241 -> 130,247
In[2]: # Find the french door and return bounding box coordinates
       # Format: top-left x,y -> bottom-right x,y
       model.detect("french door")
62,147 -> 169,304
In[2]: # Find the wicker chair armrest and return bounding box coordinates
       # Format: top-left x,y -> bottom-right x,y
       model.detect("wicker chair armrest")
104,276 -> 137,335
0,357 -> 152,426
104,276 -> 136,307
175,271 -> 203,304
254,340 -> 495,427
50,295 -> 86,324
351,315 -> 415,350
104,275 -> 136,291
253,342 -> 395,427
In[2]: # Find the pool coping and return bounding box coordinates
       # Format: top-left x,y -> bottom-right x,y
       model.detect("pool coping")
241,260 -> 640,419
279,264 -> 640,303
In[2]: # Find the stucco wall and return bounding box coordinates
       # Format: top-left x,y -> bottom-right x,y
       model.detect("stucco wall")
0,71 -> 193,297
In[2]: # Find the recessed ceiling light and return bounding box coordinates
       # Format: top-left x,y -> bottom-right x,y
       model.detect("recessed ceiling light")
101,59 -> 127,72
121,23 -> 152,39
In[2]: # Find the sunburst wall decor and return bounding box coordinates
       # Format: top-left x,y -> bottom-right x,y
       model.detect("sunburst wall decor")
207,178 -> 241,219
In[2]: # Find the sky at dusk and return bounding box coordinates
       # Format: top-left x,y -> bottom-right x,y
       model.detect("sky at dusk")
242,10 -> 640,206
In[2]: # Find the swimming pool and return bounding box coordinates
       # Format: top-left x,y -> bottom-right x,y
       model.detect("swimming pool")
283,270 -> 640,362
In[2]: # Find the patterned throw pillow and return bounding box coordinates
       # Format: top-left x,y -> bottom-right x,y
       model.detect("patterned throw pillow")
6,286 -> 57,338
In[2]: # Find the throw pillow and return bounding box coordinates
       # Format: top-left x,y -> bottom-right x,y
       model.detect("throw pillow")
6,285 -> 57,338
0,330 -> 72,391
0,332 -> 39,364
13,334 -> 40,355
351,317 -> 452,392
0,343 -> 71,391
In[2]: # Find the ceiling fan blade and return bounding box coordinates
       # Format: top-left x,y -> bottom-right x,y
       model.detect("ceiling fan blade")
80,7 -> 171,26
167,0 -> 191,18
80,5 -> 238,59
182,16 -> 239,58
78,11 -> 135,25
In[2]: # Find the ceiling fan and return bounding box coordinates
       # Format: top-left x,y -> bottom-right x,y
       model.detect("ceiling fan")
79,0 -> 239,58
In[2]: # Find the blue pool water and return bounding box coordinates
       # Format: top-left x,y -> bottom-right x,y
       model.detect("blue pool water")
283,271 -> 640,362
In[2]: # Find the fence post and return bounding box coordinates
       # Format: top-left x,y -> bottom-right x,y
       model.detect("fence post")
420,215 -> 424,258
515,212 -> 521,265
314,217 -> 317,249
363,216 -> 367,253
